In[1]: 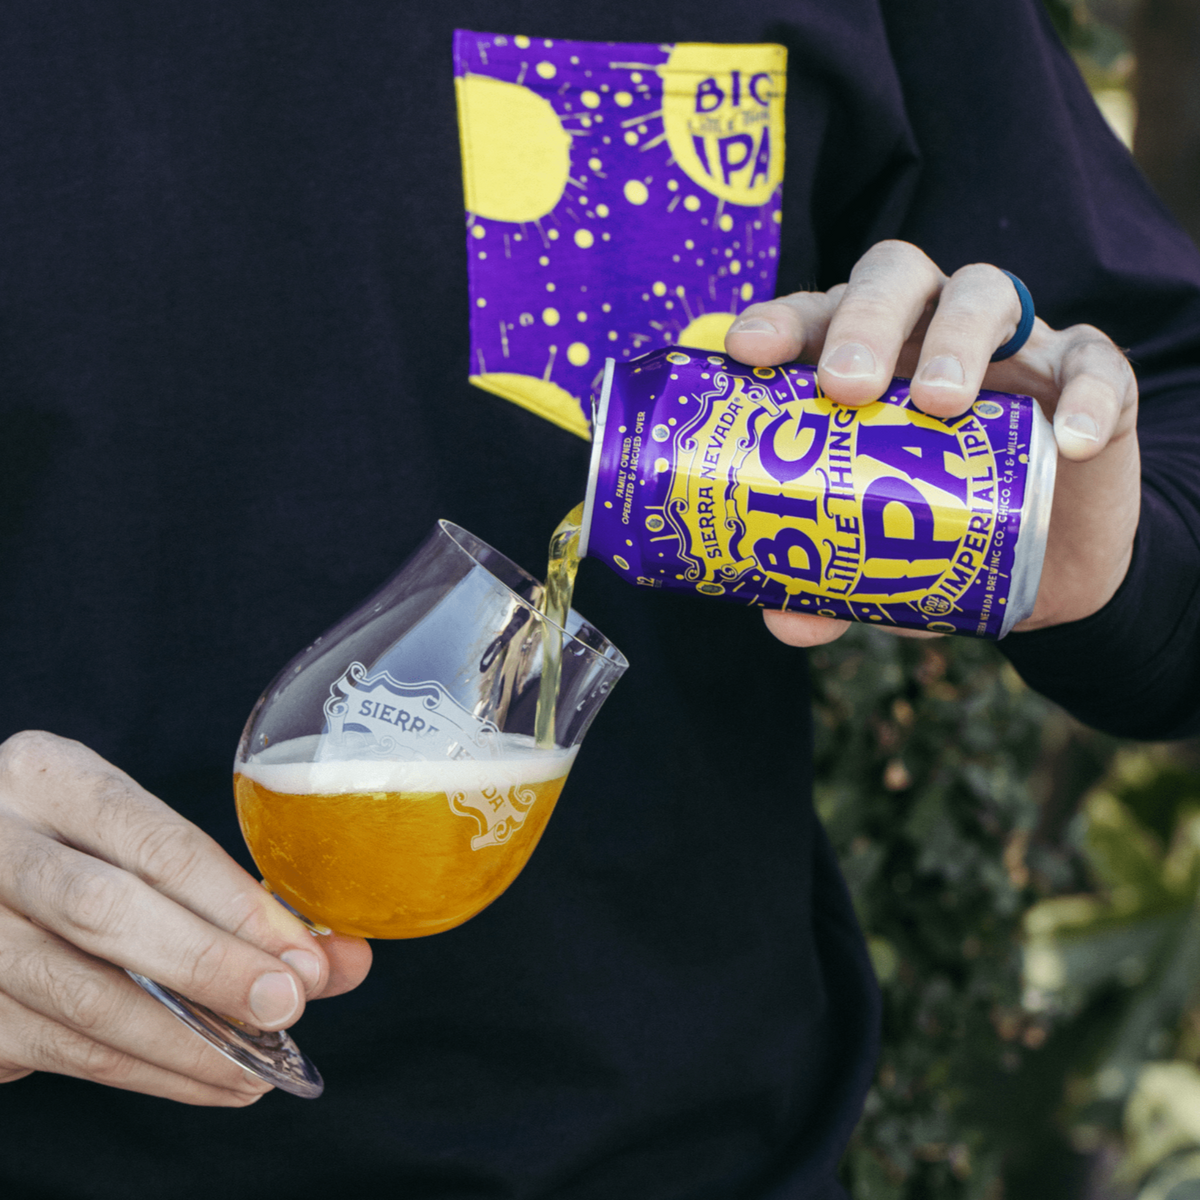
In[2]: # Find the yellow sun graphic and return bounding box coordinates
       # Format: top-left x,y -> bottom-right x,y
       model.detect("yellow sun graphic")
455,73 -> 572,223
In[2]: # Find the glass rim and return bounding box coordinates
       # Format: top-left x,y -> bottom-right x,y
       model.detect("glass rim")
436,519 -> 629,673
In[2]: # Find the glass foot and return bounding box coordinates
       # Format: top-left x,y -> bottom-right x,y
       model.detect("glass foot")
127,972 -> 324,1099
264,885 -> 332,936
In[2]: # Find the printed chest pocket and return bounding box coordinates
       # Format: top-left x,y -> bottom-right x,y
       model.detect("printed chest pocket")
454,30 -> 787,438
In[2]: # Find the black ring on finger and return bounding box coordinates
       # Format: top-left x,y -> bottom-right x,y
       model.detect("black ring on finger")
990,271 -> 1035,361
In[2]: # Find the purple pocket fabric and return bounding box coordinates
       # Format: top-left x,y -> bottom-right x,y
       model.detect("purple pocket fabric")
454,29 -> 786,437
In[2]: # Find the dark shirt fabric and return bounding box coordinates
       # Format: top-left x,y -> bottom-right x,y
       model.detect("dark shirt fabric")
0,2 -> 1198,1198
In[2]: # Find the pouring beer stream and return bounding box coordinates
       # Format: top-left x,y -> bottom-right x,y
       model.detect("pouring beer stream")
534,502 -> 584,750
129,342 -> 1053,1102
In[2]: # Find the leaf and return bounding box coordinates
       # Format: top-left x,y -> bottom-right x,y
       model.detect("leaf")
1125,1064 -> 1200,1184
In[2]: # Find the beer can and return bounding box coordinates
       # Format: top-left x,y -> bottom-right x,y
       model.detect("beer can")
578,347 -> 1056,638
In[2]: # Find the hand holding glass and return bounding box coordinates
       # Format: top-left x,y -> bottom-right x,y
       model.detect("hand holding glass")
131,522 -> 626,1097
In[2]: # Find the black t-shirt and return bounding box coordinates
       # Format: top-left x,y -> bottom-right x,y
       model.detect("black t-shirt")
0,2 -> 1198,1198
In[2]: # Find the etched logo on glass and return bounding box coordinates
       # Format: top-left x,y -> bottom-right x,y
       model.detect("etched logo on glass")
322,662 -> 500,762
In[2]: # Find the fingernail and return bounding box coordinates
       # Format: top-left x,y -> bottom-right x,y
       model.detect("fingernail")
249,971 -> 300,1027
916,355 -> 965,387
1061,413 -> 1100,442
822,342 -> 876,378
729,316 -> 777,335
281,949 -> 322,994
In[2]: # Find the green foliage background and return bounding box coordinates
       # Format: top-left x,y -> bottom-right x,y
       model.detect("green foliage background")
817,627 -> 1200,1199
815,630 -> 1051,1198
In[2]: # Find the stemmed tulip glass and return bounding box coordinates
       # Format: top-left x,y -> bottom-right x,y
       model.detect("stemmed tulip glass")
130,521 -> 627,1097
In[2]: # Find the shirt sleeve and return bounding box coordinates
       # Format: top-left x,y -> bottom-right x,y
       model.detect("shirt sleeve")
1002,405 -> 1200,739
874,0 -> 1200,738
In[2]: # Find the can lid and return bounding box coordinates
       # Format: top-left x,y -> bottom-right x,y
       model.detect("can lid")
578,358 -> 616,560
999,398 -> 1057,637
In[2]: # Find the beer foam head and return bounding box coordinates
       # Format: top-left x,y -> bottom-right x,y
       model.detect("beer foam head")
237,735 -> 577,795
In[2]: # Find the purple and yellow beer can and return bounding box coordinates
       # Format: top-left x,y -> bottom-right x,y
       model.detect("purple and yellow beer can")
579,347 -> 1056,638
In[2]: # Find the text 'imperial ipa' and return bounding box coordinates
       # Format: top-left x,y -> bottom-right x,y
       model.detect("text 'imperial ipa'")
579,347 -> 1056,638
235,734 -> 577,938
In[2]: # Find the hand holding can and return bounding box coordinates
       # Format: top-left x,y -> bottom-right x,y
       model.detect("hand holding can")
723,242 -> 1140,648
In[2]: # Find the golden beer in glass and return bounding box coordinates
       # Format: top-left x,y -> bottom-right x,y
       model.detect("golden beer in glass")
234,740 -> 576,938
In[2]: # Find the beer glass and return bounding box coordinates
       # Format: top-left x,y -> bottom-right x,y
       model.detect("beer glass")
130,521 -> 627,1098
